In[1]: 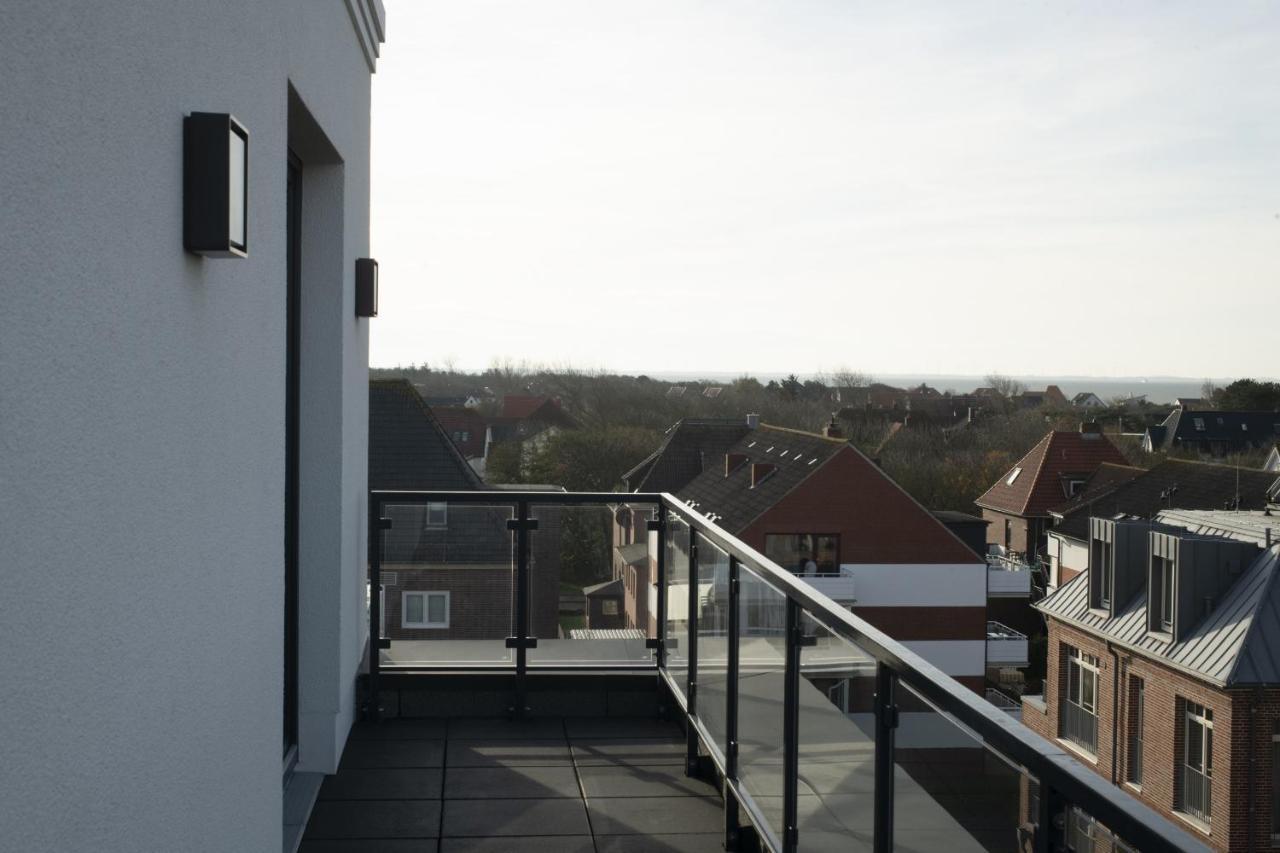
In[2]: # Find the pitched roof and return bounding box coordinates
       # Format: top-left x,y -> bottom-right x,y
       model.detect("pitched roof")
623,418 -> 751,493
975,431 -> 1129,517
501,395 -> 561,419
1048,458 -> 1278,543
1146,408 -> 1280,451
369,379 -> 484,491
1050,462 -> 1145,512
1037,545 -> 1280,686
677,425 -> 846,531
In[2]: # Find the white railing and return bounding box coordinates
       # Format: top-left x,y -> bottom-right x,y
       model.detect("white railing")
794,566 -> 856,602
986,620 -> 1029,667
985,687 -> 1021,715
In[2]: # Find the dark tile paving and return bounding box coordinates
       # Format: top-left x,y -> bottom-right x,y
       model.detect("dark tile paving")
303,715 -> 725,853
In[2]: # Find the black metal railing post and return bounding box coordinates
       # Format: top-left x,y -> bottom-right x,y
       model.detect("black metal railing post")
685,529 -> 700,775
782,598 -> 806,853
647,502 -> 667,667
365,494 -> 390,723
873,662 -> 898,853
724,554 -> 741,850
506,500 -> 538,718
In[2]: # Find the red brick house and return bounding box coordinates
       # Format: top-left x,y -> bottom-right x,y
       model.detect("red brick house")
1023,509 -> 1280,851
429,404 -> 487,462
619,417 -> 989,695
976,424 -> 1129,560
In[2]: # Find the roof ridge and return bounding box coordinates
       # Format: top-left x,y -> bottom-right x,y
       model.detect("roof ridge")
758,422 -> 847,443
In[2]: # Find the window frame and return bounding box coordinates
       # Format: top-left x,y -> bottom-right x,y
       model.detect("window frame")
1127,676 -> 1144,787
601,599 -> 620,616
402,590 -> 450,629
426,502 -> 448,529
1062,645 -> 1101,754
1180,700 -> 1213,822
764,533 -> 841,575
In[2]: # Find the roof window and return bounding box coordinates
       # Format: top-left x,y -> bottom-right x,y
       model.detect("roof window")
1006,467 -> 1023,486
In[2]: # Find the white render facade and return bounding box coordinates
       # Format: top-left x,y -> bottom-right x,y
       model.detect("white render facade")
0,2 -> 384,851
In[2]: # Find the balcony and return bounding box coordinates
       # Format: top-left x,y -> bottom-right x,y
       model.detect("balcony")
791,565 -> 857,602
985,688 -> 1021,717
323,490 -> 1213,853
985,555 -> 1034,597
985,621 -> 1029,668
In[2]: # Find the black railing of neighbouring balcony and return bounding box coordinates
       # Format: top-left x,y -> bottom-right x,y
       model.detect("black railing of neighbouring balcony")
366,490 -> 1211,853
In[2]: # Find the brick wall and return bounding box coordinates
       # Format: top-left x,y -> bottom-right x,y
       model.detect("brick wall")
1023,618 -> 1280,852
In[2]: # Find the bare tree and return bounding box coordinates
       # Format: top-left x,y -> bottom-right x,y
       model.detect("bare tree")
984,374 -> 1025,399
830,365 -> 873,389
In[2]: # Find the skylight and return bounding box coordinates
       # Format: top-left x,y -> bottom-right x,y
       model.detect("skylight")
1006,467 -> 1022,485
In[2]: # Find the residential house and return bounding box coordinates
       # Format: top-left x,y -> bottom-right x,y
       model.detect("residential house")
430,404 -> 488,469
1017,385 -> 1071,409
975,424 -> 1130,560
1045,459 -> 1280,590
0,2 -> 385,849
1074,392 -> 1106,409
1023,509 -> 1280,852
370,380 -> 563,644
621,416 -> 991,697
1143,409 -> 1280,456
487,394 -> 580,468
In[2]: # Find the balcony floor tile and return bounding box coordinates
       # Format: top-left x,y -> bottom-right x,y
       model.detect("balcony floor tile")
442,797 -> 591,837
444,765 -> 583,799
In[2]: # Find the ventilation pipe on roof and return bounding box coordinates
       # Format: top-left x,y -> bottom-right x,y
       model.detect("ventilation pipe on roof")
822,417 -> 844,440
746,413 -> 760,430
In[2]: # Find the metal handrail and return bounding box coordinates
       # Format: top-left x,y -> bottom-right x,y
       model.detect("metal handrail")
367,489 -> 1211,853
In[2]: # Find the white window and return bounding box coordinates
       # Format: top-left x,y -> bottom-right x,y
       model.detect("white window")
1181,701 -> 1213,822
1193,417 -> 1206,431
402,591 -> 449,628
1006,467 -> 1022,485
602,599 -> 620,616
1062,646 -> 1099,754
426,502 -> 447,528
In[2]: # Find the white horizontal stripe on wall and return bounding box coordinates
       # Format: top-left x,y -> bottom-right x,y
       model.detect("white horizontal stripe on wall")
902,640 -> 986,678
840,563 -> 986,607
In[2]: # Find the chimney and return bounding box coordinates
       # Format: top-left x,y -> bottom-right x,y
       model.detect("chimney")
1080,421 -> 1102,439
745,413 -> 760,430
750,462 -> 776,488
725,453 -> 749,477
822,417 -> 843,440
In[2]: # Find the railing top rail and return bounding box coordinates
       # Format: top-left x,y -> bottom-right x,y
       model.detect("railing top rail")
368,488 -> 1211,853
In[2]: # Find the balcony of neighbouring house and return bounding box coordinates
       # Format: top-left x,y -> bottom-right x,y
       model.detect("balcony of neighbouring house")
332,489 -> 1213,853
985,687 -> 1022,718
986,554 -> 1035,597
792,564 -> 857,603
986,620 -> 1030,667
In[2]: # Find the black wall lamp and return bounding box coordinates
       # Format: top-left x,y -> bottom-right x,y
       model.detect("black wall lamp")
356,258 -> 379,317
184,112 -> 249,258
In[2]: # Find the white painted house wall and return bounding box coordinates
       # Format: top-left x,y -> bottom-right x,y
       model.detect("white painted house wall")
0,2 -> 382,851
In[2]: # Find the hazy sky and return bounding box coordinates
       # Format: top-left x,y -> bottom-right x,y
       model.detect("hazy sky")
370,2 -> 1279,378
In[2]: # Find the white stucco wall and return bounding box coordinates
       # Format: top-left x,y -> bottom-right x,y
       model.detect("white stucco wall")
0,2 -> 380,851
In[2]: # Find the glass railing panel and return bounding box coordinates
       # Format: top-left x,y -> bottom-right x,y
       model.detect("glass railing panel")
734,565 -> 788,849
787,613 -> 879,851
693,535 -> 731,760
377,501 -> 515,666
665,514 -> 692,699
527,503 -> 655,666
892,680 -> 1039,853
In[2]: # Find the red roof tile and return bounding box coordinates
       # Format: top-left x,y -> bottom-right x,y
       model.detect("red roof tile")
975,430 -> 1129,517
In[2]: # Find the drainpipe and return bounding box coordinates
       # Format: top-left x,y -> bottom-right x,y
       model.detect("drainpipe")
1106,641 -> 1121,785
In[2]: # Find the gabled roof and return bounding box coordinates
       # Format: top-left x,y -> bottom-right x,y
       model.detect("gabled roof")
501,395 -> 569,421
623,418 -> 751,493
369,379 -> 484,491
1051,462 -> 1145,512
582,578 -> 624,597
1037,546 -> 1280,687
1048,459 -> 1278,543
975,430 -> 1129,517
677,425 -> 846,531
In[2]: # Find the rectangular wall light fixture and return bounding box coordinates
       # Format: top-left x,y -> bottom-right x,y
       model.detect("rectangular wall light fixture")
356,258 -> 379,317
184,112 -> 249,258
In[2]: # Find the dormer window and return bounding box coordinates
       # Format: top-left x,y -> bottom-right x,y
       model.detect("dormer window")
1068,479 -> 1086,498
1097,539 -> 1113,609
1006,467 -> 1022,486
1152,555 -> 1175,631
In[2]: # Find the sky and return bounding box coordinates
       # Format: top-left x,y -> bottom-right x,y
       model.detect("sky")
370,2 -> 1279,379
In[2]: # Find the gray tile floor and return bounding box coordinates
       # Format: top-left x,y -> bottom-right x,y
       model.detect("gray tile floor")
301,716 -> 725,853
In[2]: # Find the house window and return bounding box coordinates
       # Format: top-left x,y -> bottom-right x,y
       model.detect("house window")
765,534 -> 839,575
1153,555 -> 1175,631
1193,417 -> 1206,431
1068,479 -> 1087,497
1061,646 -> 1099,754
1007,466 -> 1023,485
1180,701 -> 1213,822
1093,538 -> 1113,609
460,430 -> 470,442
426,502 -> 447,528
402,591 -> 449,628
1127,677 -> 1144,786
602,599 -> 620,616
